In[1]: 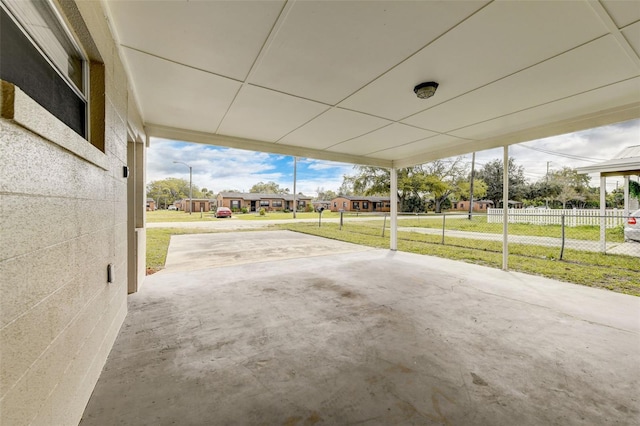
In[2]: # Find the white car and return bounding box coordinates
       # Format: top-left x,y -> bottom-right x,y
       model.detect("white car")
624,209 -> 640,242
167,205 -> 177,211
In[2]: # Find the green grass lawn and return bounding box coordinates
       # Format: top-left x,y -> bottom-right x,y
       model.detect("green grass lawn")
275,222 -> 640,296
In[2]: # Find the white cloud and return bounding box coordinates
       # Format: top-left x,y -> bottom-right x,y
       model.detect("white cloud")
147,119 -> 639,195
461,119 -> 639,187
148,140 -> 285,193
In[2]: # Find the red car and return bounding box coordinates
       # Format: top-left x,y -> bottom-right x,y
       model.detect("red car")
215,207 -> 232,218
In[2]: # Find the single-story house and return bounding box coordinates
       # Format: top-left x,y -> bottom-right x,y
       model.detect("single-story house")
330,196 -> 392,213
146,198 -> 156,211
312,200 -> 332,211
451,200 -> 494,212
217,192 -> 313,212
175,198 -> 216,213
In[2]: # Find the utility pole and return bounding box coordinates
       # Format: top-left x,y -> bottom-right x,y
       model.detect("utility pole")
468,152 -> 475,220
173,161 -> 193,214
546,161 -> 551,209
293,156 -> 297,219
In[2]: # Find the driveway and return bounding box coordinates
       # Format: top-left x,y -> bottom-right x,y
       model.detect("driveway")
81,231 -> 640,425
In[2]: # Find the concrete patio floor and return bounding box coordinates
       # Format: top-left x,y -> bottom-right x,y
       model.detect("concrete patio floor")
81,231 -> 640,425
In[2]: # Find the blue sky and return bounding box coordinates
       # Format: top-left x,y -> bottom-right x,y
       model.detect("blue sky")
147,119 -> 639,196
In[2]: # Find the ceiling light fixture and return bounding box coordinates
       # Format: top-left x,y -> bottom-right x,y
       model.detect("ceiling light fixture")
414,81 -> 439,99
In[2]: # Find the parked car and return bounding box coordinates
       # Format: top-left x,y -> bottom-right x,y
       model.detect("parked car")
215,207 -> 232,218
625,209 -> 640,242
167,205 -> 177,211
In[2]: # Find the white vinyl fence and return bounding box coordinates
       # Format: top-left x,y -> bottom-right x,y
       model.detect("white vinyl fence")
487,208 -> 625,228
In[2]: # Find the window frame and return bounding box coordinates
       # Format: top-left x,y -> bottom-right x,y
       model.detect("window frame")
1,0 -> 90,138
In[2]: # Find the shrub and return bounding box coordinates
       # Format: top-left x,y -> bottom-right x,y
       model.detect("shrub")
283,208 -> 290,213
305,204 -> 314,212
259,208 -> 266,216
241,207 -> 248,214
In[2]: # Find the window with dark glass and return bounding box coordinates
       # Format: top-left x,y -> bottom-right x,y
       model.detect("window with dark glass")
1,0 -> 87,137
272,200 -> 282,208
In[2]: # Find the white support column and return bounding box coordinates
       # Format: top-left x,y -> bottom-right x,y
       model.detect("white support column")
390,167 -> 398,251
624,175 -> 630,218
600,175 -> 606,253
502,146 -> 509,271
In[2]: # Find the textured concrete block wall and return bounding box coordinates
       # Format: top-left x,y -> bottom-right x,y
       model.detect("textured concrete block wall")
0,2 -> 135,424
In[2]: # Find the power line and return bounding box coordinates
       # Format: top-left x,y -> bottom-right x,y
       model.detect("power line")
517,145 -> 605,163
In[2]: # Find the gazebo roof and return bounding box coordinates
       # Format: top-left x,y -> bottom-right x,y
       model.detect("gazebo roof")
576,145 -> 640,177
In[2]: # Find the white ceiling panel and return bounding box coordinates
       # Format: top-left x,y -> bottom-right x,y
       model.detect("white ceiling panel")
280,108 -> 390,150
103,0 -> 640,168
123,49 -> 241,134
601,0 -> 640,29
371,134 -> 472,161
623,22 -> 640,59
328,123 -> 436,156
402,36 -> 638,133
451,77 -> 640,141
105,0 -> 284,80
218,85 -> 330,142
249,0 -> 488,105
339,0 -> 608,121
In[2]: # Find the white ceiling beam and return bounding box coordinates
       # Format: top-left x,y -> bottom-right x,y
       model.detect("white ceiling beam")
392,101 -> 640,168
145,123 -> 393,168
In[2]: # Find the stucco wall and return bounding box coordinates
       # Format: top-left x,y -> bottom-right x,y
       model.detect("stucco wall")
0,2 -> 139,424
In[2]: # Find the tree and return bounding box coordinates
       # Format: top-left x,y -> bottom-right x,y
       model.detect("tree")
475,158 -> 527,207
548,167 -> 591,209
456,178 -> 488,201
348,166 -> 391,197
402,194 -> 426,213
200,187 -> 214,198
315,187 -> 337,201
340,158 -> 469,213
249,181 -> 289,194
337,177 -> 355,196
147,177 -> 200,207
607,188 -> 624,209
343,166 -> 422,208
420,158 -> 468,213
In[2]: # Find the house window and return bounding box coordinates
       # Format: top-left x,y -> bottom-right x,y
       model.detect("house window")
260,200 -> 270,207
298,201 -> 306,207
272,200 -> 282,208
363,202 -> 369,209
342,202 -> 347,208
333,202 -> 337,208
230,200 -> 240,209
1,0 -> 88,138
352,202 -> 360,210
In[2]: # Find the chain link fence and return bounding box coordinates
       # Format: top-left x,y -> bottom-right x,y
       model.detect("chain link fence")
300,210 -> 639,260
283,210 -> 638,293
